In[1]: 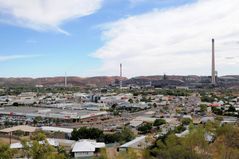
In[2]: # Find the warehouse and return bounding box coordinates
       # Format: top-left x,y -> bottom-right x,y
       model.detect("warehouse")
0,106 -> 108,123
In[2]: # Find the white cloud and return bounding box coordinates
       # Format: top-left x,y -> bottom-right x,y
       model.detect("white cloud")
0,0 -> 102,34
0,55 -> 41,62
94,0 -> 239,77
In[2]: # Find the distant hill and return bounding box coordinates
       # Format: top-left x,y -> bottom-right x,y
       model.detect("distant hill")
0,76 -> 127,87
1,75 -> 239,88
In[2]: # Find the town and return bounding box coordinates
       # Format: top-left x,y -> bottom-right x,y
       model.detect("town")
0,82 -> 238,158
0,0 -> 239,158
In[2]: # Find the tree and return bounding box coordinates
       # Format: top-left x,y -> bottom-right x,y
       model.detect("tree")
33,116 -> 43,126
12,102 -> 19,106
0,143 -> 16,159
153,119 -> 166,127
151,129 -> 210,159
138,123 -> 152,134
174,125 -> 186,133
212,107 -> 223,115
201,95 -> 214,103
227,105 -> 236,112
120,127 -> 135,143
200,104 -> 207,113
56,146 -> 71,159
21,132 -> 68,159
128,99 -> 133,103
71,127 -> 103,141
103,133 -> 120,144
71,128 -> 79,141
181,118 -> 192,125
183,127 -> 210,159
72,127 -> 134,144
153,103 -> 157,108
211,124 -> 239,159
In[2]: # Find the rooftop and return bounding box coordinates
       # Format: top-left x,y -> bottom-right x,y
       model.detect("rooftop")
120,136 -> 146,148
41,126 -> 73,134
72,140 -> 105,152
0,125 -> 37,133
0,106 -> 107,119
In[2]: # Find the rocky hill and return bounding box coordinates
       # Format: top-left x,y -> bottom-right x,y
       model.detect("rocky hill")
0,76 -> 127,87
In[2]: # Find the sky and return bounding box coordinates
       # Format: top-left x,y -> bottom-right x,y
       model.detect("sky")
0,0 -> 239,78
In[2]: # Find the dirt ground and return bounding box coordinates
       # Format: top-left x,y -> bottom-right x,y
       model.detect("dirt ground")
106,148 -> 118,159
0,137 -> 19,144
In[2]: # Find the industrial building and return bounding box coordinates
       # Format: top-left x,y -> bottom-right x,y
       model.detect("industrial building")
0,106 -> 108,122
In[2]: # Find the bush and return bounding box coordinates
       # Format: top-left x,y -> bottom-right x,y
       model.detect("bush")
174,125 -> 186,133
71,127 -> 135,144
153,119 -> 166,127
181,118 -> 192,125
138,123 -> 153,134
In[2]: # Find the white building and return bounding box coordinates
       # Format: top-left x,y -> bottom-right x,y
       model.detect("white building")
71,140 -> 105,158
41,126 -> 73,133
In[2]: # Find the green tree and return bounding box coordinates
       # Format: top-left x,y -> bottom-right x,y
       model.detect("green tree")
183,127 -> 210,159
21,132 -> 68,159
151,130 -> 209,159
128,99 -> 133,103
181,118 -> 192,125
174,125 -> 186,133
12,102 -> 19,106
71,127 -> 103,141
212,124 -> 239,159
227,105 -> 236,112
153,119 -> 166,127
200,104 -> 207,113
33,116 -> 43,126
138,123 -> 152,134
212,107 -> 223,115
71,128 -> 79,141
0,143 -> 16,159
153,103 -> 157,108
120,127 -> 135,143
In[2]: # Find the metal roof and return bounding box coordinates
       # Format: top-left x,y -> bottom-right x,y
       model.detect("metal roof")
41,126 -> 73,134
72,140 -> 105,152
0,125 -> 37,133
120,136 -> 145,148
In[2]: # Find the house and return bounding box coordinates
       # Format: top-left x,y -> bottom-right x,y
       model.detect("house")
119,136 -> 147,151
71,140 -> 105,158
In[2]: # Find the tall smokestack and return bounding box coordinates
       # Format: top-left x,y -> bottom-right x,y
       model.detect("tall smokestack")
211,39 -> 216,85
65,72 -> 67,87
120,63 -> 122,89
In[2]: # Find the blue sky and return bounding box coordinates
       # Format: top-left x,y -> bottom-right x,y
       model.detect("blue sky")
0,0 -> 239,77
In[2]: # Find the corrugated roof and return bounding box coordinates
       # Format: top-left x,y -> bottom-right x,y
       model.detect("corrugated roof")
120,136 -> 145,148
0,125 -> 37,133
41,126 -> 73,133
72,140 -> 105,152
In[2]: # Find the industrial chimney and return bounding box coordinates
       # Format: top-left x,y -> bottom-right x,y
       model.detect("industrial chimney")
211,39 -> 216,85
65,72 -> 68,87
120,63 -> 122,89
